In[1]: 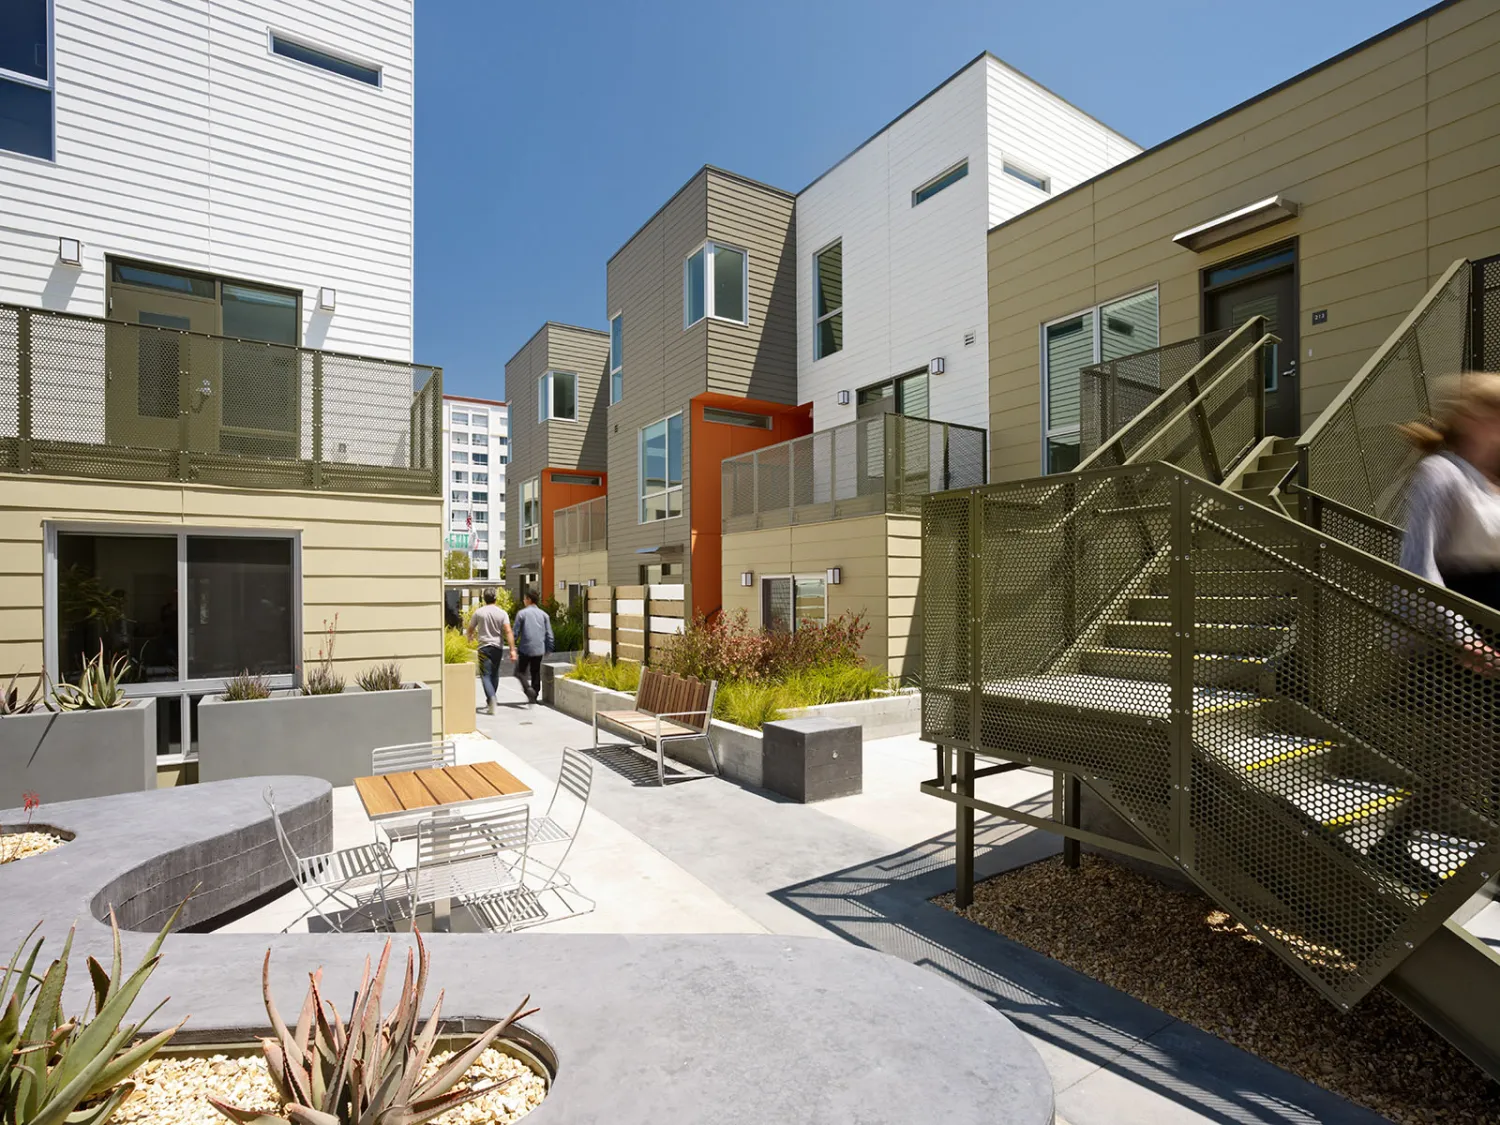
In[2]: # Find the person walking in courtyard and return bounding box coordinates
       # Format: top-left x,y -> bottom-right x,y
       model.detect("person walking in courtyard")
513,588 -> 554,706
465,588 -> 516,715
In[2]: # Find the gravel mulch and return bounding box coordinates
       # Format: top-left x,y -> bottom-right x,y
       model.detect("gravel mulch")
113,1046 -> 546,1125
0,830 -> 65,864
936,854 -> 1500,1125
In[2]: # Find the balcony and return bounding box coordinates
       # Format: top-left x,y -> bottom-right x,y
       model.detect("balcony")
554,495 -> 607,556
0,302 -> 441,496
721,413 -> 986,533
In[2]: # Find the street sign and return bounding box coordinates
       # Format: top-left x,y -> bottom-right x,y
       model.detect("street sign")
446,532 -> 470,550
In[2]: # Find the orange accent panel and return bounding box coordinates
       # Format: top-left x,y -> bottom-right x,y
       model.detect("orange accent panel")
688,395 -> 813,622
539,468 -> 607,599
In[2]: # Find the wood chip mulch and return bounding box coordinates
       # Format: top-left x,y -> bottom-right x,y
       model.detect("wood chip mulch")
936,854 -> 1500,1125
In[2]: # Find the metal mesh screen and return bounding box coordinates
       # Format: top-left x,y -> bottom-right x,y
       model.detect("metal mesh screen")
554,495 -> 607,555
1475,254 -> 1500,371
721,414 -> 986,530
0,301 -> 441,495
1079,328 -> 1233,461
925,463 -> 1500,1009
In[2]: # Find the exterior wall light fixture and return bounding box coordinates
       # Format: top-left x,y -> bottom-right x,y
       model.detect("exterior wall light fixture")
740,571 -> 754,587
318,287 -> 337,310
837,390 -> 851,406
928,357 -> 945,376
58,238 -> 82,266
826,567 -> 842,585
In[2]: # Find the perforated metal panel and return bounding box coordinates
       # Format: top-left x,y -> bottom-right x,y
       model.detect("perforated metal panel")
555,495 -> 608,555
1475,254 -> 1500,371
1079,328 -> 1233,462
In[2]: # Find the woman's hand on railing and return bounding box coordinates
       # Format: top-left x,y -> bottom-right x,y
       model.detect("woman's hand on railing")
1458,638 -> 1500,677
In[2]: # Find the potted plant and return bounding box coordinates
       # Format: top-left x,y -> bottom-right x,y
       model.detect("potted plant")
0,653 -> 156,802
197,617 -> 432,787
442,626 -> 477,736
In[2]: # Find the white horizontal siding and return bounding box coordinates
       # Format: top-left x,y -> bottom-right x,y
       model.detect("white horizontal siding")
0,0 -> 412,362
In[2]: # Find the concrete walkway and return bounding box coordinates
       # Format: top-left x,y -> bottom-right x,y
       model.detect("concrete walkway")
233,672 -> 1386,1125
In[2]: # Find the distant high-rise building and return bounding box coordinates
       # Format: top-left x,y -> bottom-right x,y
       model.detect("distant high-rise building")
443,396 -> 508,581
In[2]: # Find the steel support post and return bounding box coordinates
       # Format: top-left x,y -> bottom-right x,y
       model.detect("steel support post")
1062,772 -> 1082,868
955,747 -> 975,908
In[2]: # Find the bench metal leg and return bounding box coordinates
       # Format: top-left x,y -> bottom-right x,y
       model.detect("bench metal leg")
702,730 -> 721,776
655,739 -> 666,787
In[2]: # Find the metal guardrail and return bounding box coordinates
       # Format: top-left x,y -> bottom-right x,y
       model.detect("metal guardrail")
554,495 -> 607,556
1295,260 -> 1474,524
922,460 -> 1500,1013
721,413 -> 986,533
0,301 -> 442,495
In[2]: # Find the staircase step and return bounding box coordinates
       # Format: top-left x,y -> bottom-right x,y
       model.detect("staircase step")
1286,778 -> 1410,855
1080,646 -> 1270,689
1237,489 -> 1287,512
1107,620 -> 1291,655
1241,467 -> 1294,492
1272,437 -> 1300,456
1203,733 -> 1335,783
984,671 -> 1259,719
1150,570 -> 1302,596
1128,595 -> 1297,625
1257,451 -> 1301,473
1408,831 -> 1483,882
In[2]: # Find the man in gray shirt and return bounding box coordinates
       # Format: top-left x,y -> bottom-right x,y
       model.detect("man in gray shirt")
512,588 -> 554,705
465,589 -> 515,715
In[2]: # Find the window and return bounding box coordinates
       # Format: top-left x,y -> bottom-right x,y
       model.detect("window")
471,412 -> 487,429
1003,160 -> 1050,194
761,576 -> 827,633
451,411 -> 469,425
913,160 -> 968,206
452,471 -> 469,484
472,471 -> 488,484
641,561 -> 683,585
473,491 -> 488,504
472,452 -> 488,466
0,0 -> 53,160
473,511 -> 487,525
521,478 -> 540,545
451,509 -> 470,526
269,32 -> 381,87
472,551 -> 488,565
703,406 -> 771,429
684,242 -> 747,326
857,370 -> 928,419
814,241 -> 843,360
1042,288 -> 1159,473
452,432 -> 468,444
451,450 -> 469,464
639,413 -> 683,522
450,490 -> 468,503
552,472 -> 602,486
609,313 -> 624,403
538,370 -> 577,421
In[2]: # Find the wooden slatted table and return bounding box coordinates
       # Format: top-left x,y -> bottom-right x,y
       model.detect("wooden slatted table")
354,762 -> 532,823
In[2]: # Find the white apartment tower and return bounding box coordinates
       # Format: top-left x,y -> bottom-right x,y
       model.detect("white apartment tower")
443,396 -> 508,581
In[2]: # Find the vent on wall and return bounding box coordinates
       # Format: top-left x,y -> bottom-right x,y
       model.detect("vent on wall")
964,330 -> 976,347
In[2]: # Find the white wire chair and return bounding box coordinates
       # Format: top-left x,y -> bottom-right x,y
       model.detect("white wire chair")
406,806 -> 543,933
508,748 -> 597,928
264,787 -> 402,933
370,739 -> 460,844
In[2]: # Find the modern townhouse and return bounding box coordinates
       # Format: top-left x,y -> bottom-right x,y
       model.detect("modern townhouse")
502,322 -> 609,604
443,395 -> 507,581
0,0 -> 445,759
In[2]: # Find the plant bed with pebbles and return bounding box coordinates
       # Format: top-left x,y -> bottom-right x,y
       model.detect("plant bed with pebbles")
113,1045 -> 547,1125
937,854 -> 1500,1125
0,829 -> 66,863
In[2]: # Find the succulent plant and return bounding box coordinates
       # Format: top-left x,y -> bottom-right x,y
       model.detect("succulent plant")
210,934 -> 536,1125
0,671 -> 44,718
50,647 -> 129,712
1,904 -> 185,1125
222,672 -> 272,702
354,663 -> 403,693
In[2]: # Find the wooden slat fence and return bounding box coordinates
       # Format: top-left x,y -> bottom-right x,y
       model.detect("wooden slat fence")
585,583 -> 686,664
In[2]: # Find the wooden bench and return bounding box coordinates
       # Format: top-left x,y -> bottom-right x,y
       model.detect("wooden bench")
592,667 -> 721,785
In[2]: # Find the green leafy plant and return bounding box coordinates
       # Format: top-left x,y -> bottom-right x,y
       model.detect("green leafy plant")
355,663 -> 404,692
209,933 -> 536,1125
222,671 -> 272,702
543,598 -> 585,654
1,904 -> 186,1125
1,671 -> 44,717
302,616 -> 345,696
657,610 -> 869,684
444,628 -> 476,665
714,679 -> 788,729
51,646 -> 129,712
442,550 -> 471,580
564,655 -> 640,693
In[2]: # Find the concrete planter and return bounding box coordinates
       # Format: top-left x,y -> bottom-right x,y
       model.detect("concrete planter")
785,689 -> 920,740
0,699 -> 156,802
442,662 -> 477,735
198,684 -> 432,787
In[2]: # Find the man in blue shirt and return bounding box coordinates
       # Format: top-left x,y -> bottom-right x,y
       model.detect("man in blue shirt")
512,588 -> 554,705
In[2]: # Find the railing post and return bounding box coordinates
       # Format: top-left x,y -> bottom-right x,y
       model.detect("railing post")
176,329 -> 190,481
1168,470 -> 1195,868
16,306 -> 32,472
751,449 -> 760,531
312,351 -> 324,489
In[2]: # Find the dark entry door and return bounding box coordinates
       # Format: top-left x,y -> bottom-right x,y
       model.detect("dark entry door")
1204,245 -> 1300,437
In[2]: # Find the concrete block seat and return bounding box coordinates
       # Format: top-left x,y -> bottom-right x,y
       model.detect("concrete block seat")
0,780 -> 1054,1125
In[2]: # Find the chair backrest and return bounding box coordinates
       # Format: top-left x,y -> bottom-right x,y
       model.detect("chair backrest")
263,787 -> 302,869
414,807 -> 530,872
635,668 -> 665,713
557,746 -> 593,804
372,739 -> 457,776
636,669 -> 713,733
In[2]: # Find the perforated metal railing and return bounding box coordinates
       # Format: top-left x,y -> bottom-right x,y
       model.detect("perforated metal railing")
721,413 -> 986,532
0,301 -> 442,494
1295,260 -> 1475,524
1078,327 -> 1232,463
923,461 -> 1500,1009
554,495 -> 607,556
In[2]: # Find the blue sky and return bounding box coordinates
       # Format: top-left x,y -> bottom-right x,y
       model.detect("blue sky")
414,0 -> 1427,401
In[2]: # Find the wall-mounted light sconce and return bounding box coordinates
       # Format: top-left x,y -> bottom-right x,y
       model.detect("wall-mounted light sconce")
557,578 -> 567,591
58,238 -> 82,266
588,578 -> 597,587
836,390 -> 851,406
826,567 -> 842,585
740,571 -> 754,587
318,287 -> 337,311
928,357 -> 946,376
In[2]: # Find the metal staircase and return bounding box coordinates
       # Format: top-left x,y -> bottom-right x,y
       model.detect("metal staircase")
921,259 -> 1500,1081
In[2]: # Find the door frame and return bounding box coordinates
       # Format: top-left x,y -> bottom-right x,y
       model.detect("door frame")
1199,237 -> 1299,428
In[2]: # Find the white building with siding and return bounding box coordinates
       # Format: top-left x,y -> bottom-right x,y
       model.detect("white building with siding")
795,54 -> 1139,441
0,0 -> 413,362
443,396 -> 507,581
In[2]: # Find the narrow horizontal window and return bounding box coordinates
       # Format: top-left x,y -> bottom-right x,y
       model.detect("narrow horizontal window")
270,32 -> 381,87
703,406 -> 772,429
912,160 -> 968,206
1003,160 -> 1050,194
552,472 -> 603,486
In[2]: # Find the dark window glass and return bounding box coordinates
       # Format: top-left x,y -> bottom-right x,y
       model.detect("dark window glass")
185,537 -> 294,678
0,77 -> 52,160
1205,247 -> 1296,288
270,34 -> 380,87
913,160 -> 969,206
56,533 -> 178,683
0,0 -> 48,79
685,249 -> 705,325
221,283 -> 298,344
712,244 -> 746,322
762,577 -> 792,633
111,262 -> 217,298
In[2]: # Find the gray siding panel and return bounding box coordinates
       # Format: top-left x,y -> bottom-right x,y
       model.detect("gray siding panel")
543,324 -> 610,470
503,326 -> 548,574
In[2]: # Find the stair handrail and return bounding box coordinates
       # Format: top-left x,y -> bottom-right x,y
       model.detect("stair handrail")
1077,316 -> 1268,473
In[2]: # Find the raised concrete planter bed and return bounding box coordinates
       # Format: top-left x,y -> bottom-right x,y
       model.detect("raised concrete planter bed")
762,717 -> 862,802
198,685 -> 431,787
0,698 -> 156,802
786,688 -> 919,740
0,781 -> 1054,1125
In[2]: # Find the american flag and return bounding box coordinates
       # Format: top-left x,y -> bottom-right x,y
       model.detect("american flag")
466,513 -> 473,534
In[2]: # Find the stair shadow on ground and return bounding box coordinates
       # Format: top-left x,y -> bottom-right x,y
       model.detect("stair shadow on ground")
769,799 -> 1385,1125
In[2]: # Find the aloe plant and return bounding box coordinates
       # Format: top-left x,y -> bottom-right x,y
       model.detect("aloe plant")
0,671 -> 43,718
50,648 -> 128,712
210,934 -> 536,1125
354,663 -> 403,693
1,905 -> 185,1125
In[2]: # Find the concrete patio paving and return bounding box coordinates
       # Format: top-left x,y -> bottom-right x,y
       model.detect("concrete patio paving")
228,672 -> 1387,1125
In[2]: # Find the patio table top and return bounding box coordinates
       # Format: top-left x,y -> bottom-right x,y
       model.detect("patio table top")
353,762 -> 531,821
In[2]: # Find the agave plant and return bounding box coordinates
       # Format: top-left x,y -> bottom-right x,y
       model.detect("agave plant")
51,647 -> 129,712
354,663 -> 403,693
0,671 -> 44,718
1,905 -> 186,1125
222,672 -> 272,702
210,934 -> 535,1125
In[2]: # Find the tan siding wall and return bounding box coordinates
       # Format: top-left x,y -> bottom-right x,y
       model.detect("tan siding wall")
554,550 -> 609,589
543,324 -> 610,470
0,475 -> 443,736
987,0 -> 1500,483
